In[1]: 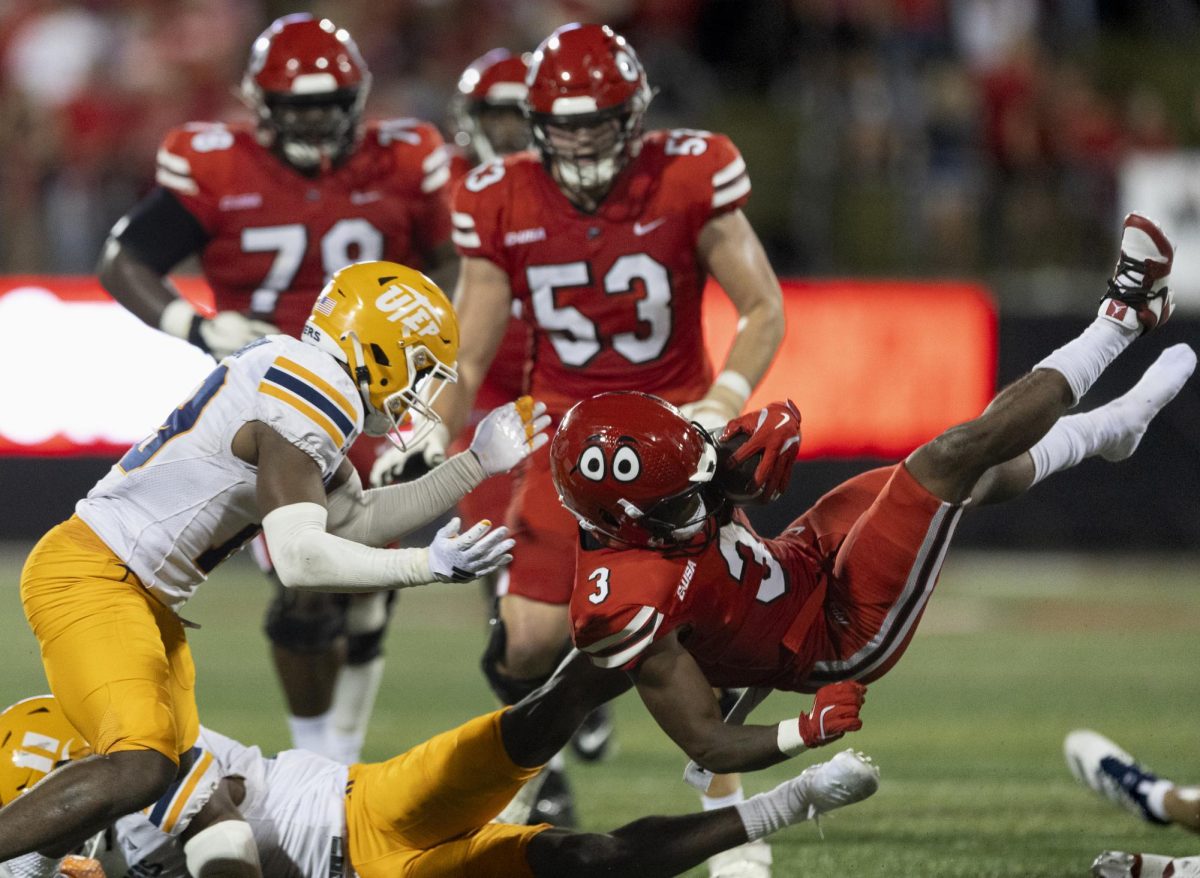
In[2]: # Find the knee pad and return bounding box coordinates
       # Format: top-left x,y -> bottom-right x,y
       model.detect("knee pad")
480,616 -> 572,706
345,591 -> 397,665
263,585 -> 347,655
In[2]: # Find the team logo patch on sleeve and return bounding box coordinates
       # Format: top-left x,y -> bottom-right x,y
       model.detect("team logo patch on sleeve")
259,356 -> 358,447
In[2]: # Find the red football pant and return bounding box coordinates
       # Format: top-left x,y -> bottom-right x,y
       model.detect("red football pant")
790,463 -> 964,688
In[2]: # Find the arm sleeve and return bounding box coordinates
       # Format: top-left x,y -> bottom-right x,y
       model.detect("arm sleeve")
326,451 -> 486,547
449,160 -> 508,270
262,502 -> 434,591
112,188 -> 210,274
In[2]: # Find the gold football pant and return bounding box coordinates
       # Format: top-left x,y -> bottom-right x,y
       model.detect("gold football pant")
346,709 -> 551,877
20,515 -> 198,763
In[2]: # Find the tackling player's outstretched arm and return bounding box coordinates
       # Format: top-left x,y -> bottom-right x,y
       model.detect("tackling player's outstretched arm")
686,209 -> 785,430
243,422 -> 515,591
631,631 -> 867,774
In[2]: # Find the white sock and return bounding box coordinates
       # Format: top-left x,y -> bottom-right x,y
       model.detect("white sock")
1033,318 -> 1137,405
548,751 -> 566,772
702,787 -> 745,811
329,656 -> 386,764
1146,779 -> 1174,823
1029,344 -> 1197,485
735,777 -> 808,841
288,710 -> 332,756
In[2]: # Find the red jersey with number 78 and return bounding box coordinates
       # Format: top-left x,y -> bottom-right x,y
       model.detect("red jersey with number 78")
155,119 -> 451,337
451,129 -> 752,416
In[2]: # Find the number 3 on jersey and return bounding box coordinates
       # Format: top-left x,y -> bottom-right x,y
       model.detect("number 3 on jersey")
587,566 -> 611,604
527,253 -> 671,367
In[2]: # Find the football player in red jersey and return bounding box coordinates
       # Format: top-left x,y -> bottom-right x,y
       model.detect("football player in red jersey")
96,14 -> 456,766
554,214 -> 1194,782
408,23 -> 785,848
373,48 -> 532,564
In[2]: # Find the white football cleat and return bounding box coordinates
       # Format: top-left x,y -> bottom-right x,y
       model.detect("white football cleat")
795,749 -> 880,819
707,839 -> 772,878
1093,851 -> 1200,878
1064,729 -> 1169,825
1100,213 -> 1175,334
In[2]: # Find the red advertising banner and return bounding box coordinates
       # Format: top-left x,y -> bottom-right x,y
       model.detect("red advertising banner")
0,277 -> 995,459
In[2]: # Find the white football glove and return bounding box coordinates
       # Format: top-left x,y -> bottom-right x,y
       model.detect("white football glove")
160,299 -> 278,360
369,423 -> 450,487
470,396 -> 551,477
679,398 -> 738,437
427,517 -> 515,582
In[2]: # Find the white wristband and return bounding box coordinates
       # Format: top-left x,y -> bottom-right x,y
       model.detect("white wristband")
714,370 -> 752,407
776,718 -> 806,757
159,298 -> 200,340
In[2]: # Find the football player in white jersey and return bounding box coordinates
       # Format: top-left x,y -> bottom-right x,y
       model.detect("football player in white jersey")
0,261 -> 550,862
0,654 -> 880,878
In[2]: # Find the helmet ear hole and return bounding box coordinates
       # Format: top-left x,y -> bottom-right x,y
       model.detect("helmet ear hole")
369,342 -> 390,366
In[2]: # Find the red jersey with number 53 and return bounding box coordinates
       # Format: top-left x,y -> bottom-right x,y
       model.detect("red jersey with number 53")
156,119 -> 451,336
451,129 -> 751,416
570,515 -> 827,691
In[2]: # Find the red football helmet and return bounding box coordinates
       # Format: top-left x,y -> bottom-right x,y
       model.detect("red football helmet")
551,392 -> 720,550
241,14 -> 371,173
524,23 -> 653,198
453,49 -> 531,163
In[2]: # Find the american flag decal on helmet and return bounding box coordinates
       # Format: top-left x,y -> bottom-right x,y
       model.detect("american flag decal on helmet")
315,295 -> 337,316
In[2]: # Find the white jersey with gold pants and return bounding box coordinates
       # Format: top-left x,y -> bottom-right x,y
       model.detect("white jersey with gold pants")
20,336 -> 362,762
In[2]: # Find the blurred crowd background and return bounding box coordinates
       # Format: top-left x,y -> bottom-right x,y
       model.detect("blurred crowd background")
1,0 -> 1198,299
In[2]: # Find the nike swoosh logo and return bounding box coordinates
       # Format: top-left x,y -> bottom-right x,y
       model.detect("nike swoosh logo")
634,217 -> 667,236
818,704 -> 834,739
776,412 -> 790,429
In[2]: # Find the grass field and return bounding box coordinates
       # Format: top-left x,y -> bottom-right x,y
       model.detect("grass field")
1,544 -> 1197,876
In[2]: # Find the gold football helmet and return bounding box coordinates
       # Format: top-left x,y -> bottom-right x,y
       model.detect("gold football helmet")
0,695 -> 90,806
304,261 -> 459,447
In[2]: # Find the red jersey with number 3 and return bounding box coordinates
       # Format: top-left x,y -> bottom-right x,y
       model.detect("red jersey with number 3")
570,514 -> 827,691
156,119 -> 452,337
451,130 -> 752,416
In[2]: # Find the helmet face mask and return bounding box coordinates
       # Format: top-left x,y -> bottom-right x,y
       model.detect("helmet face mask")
524,23 -> 653,205
551,392 -> 721,552
241,14 -> 371,174
260,88 -> 365,172
304,261 -> 459,450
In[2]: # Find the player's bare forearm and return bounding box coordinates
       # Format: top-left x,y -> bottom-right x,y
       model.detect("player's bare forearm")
96,238 -> 182,327
435,255 -> 514,436
697,209 -> 785,413
720,299 -> 785,390
631,634 -> 789,774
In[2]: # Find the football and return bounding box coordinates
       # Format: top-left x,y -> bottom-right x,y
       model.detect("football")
716,432 -> 768,504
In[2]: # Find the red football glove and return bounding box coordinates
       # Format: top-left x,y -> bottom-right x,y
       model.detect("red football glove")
798,681 -> 867,748
720,400 -> 802,501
